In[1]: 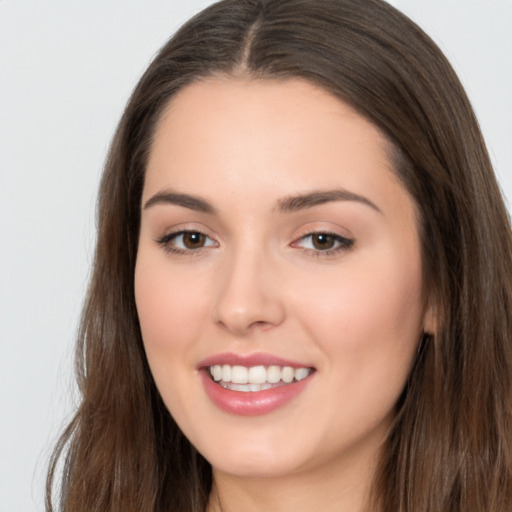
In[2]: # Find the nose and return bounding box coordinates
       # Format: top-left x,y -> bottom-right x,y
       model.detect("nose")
212,246 -> 286,336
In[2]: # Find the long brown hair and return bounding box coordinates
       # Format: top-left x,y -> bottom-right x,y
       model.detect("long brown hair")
47,1 -> 512,510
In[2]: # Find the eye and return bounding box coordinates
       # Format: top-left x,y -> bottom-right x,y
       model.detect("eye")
292,232 -> 354,255
156,230 -> 217,254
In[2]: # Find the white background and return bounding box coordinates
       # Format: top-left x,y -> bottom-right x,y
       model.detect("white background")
1,1 -> 510,510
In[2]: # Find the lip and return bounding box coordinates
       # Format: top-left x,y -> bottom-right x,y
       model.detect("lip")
197,352 -> 312,369
197,352 -> 315,416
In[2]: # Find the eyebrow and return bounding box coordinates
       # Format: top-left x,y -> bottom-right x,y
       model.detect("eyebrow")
143,187 -> 381,215
276,189 -> 382,214
143,190 -> 216,214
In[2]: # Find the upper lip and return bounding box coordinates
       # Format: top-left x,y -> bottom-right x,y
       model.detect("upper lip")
197,352 -> 314,370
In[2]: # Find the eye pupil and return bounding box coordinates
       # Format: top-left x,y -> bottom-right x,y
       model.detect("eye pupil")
183,232 -> 205,249
312,234 -> 335,250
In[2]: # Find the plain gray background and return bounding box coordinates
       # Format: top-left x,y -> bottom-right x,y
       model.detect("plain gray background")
1,1 -> 511,510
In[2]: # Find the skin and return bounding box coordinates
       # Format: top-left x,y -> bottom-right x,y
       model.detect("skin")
135,77 -> 434,512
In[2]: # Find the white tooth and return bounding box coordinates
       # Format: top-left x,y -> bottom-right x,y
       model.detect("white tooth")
267,365 -> 281,383
282,366 -> 294,383
294,368 -> 310,381
212,365 -> 222,381
261,383 -> 271,391
222,364 -> 232,382
231,365 -> 248,384
249,383 -> 261,392
230,383 -> 249,392
248,365 -> 267,384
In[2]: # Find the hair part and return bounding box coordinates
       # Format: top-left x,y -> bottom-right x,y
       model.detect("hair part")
47,1 -> 512,511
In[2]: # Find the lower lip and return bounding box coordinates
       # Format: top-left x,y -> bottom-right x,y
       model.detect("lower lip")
200,370 -> 313,416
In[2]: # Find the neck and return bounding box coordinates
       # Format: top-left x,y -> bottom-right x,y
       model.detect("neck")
206,451 -> 379,512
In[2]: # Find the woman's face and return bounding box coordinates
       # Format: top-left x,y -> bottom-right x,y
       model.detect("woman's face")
135,78 -> 432,481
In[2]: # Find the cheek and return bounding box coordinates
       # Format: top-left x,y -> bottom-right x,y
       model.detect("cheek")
134,257 -> 215,431
134,256 -> 210,371
294,247 -> 425,388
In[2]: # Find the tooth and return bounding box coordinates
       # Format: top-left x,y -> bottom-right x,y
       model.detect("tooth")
214,364 -> 311,387
222,365 -> 232,382
282,366 -> 294,383
212,365 -> 222,381
231,365 -> 248,384
230,383 -> 249,392
294,368 -> 310,381
267,365 -> 281,383
248,365 -> 267,384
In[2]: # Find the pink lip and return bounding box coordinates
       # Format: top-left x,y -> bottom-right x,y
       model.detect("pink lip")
197,352 -> 311,369
197,352 -> 315,416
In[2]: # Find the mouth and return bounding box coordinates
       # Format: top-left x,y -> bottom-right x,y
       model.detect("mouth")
208,364 -> 314,392
198,355 -> 316,416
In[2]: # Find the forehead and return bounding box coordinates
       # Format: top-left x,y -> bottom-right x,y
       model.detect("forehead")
144,77 -> 409,218
151,77 -> 393,165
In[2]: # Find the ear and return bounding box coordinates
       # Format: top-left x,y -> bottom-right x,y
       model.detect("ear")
422,297 -> 438,336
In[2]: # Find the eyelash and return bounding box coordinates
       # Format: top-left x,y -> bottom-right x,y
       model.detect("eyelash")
156,231 -> 217,255
293,231 -> 355,256
156,230 -> 355,257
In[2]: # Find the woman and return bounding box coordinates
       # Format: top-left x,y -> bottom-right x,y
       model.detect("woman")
46,0 -> 512,511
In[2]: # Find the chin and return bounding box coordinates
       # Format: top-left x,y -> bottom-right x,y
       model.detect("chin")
209,454 -> 306,479
194,430 -> 310,478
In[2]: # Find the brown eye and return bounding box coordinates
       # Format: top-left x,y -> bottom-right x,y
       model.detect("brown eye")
292,231 -> 355,255
311,234 -> 336,250
182,231 -> 206,249
157,230 -> 217,253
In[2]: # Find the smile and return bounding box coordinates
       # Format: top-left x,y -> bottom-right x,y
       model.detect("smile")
199,355 -> 316,415
209,364 -> 313,392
